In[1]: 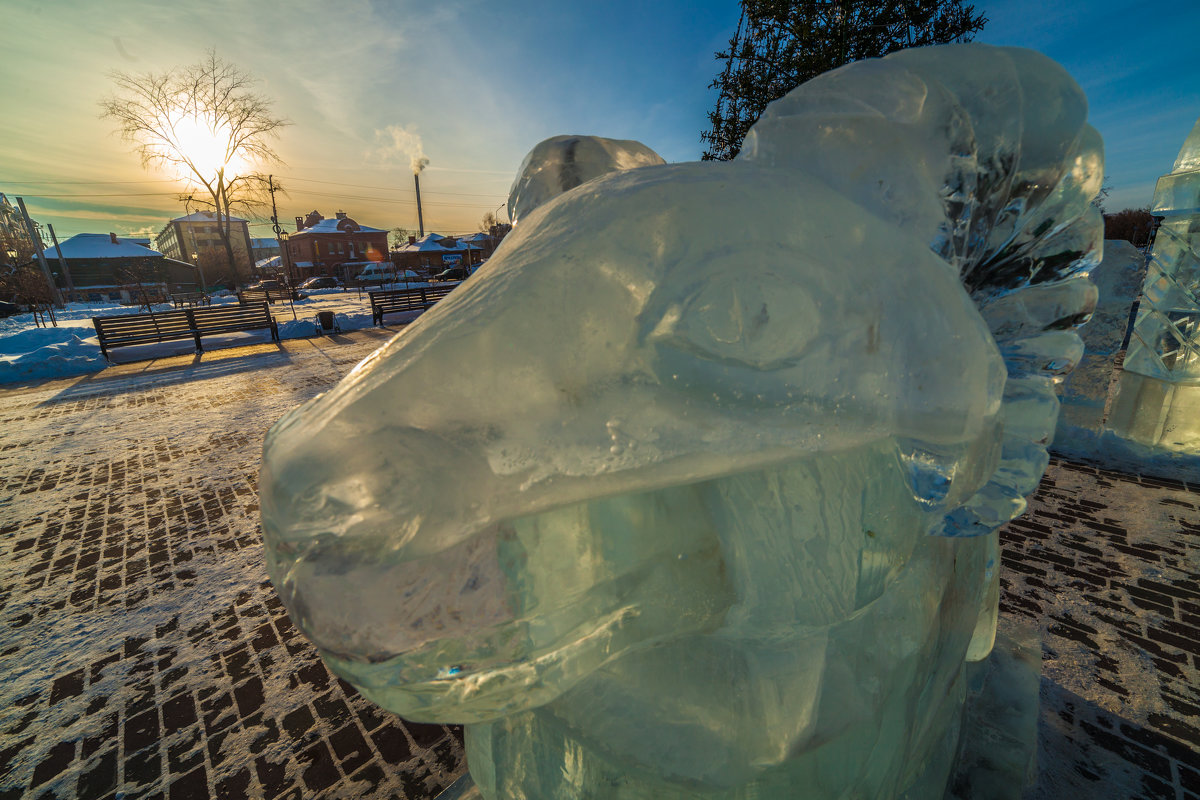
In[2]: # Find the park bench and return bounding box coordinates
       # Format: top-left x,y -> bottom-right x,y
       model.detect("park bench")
369,284 -> 457,325
93,309 -> 200,362
172,292 -> 210,308
238,288 -> 297,305
92,302 -> 279,362
190,302 -> 280,345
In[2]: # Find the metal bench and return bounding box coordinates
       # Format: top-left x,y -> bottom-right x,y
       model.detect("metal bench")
92,309 -> 199,362
238,288 -> 297,304
92,302 -> 279,363
369,285 -> 457,325
191,302 -> 280,344
172,292 -> 210,308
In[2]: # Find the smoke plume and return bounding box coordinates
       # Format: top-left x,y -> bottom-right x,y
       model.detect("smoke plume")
374,124 -> 429,174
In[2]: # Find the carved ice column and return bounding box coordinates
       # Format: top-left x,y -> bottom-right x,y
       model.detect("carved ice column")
1108,117 -> 1200,451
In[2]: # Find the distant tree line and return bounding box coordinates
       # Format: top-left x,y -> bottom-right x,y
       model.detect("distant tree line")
1104,208 -> 1156,248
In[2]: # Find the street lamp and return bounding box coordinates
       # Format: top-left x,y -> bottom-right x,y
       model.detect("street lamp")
191,251 -> 208,293
279,231 -> 293,286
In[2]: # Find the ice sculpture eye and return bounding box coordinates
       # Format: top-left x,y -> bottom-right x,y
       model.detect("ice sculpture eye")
646,269 -> 819,372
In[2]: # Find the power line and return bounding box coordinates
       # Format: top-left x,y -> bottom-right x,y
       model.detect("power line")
283,188 -> 502,208
278,175 -> 506,199
24,192 -> 182,198
6,176 -> 508,199
15,188 -> 500,206
0,178 -> 179,185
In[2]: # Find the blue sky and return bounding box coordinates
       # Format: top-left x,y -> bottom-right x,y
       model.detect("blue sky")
1,0 -> 1196,242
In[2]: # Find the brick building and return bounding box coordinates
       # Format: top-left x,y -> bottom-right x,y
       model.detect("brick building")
285,211 -> 388,279
154,212 -> 255,285
391,233 -> 483,274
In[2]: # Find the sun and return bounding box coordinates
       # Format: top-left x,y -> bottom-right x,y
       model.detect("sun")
171,113 -> 244,179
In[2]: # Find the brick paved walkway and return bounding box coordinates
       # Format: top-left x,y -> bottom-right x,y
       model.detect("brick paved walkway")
0,331 -> 1197,799
0,333 -> 465,800
1004,460 -> 1200,800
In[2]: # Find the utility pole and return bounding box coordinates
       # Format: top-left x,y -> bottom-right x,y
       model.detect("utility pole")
268,175 -> 292,285
47,224 -> 76,301
16,197 -> 63,309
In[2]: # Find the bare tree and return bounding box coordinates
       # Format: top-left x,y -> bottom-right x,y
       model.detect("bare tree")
1104,208 -> 1156,248
0,224 -> 38,270
0,264 -> 58,326
100,50 -> 289,287
389,227 -> 414,250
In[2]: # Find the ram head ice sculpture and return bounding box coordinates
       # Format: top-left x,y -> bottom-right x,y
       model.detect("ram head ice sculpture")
261,44 -> 1102,798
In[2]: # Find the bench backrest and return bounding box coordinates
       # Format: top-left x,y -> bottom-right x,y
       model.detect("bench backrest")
191,302 -> 273,333
369,285 -> 456,306
239,288 -> 292,303
93,309 -> 195,341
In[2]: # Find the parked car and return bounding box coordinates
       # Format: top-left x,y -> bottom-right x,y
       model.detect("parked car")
299,276 -> 341,290
245,279 -> 303,300
433,266 -> 467,282
247,279 -> 283,291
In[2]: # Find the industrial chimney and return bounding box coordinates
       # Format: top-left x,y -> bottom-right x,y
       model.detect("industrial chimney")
414,173 -> 425,238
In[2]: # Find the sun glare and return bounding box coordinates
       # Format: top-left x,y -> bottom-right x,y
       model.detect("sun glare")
171,114 -> 243,179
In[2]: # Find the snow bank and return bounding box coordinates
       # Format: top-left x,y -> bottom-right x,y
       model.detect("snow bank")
1051,423 -> 1200,484
0,327 -> 106,383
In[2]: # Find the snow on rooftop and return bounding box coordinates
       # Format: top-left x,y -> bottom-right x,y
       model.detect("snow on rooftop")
396,238 -> 454,253
292,218 -> 387,235
394,233 -> 481,253
38,234 -> 164,260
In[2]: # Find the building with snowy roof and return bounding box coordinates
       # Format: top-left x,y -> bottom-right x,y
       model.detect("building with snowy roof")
391,232 -> 484,273
35,233 -> 200,301
285,211 -> 389,279
154,211 -> 255,284
250,237 -> 281,264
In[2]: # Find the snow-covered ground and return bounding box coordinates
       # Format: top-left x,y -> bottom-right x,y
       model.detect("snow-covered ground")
0,283 -> 438,385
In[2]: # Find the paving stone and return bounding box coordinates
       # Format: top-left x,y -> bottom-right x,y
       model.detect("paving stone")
2,332 -> 1196,798
0,333 -> 459,799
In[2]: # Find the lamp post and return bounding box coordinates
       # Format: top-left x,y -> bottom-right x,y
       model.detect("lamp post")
490,202 -> 506,257
279,231 -> 293,286
191,252 -> 207,293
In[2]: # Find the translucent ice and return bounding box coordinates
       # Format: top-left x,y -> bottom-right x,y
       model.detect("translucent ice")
506,134 -> 665,225
261,44 -> 1102,799
1108,115 -> 1200,451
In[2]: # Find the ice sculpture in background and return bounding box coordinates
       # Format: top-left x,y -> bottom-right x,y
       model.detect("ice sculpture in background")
1054,240 -> 1145,438
260,44 -> 1102,799
1108,116 -> 1200,452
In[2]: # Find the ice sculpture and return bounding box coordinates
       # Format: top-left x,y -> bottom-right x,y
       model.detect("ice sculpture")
1054,240 -> 1144,437
260,44 -> 1102,799
1108,116 -> 1200,452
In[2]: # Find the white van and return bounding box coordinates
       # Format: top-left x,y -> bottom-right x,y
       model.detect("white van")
346,262 -> 421,286
344,261 -> 388,282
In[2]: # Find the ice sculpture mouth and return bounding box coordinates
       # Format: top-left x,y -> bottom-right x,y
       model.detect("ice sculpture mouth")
267,432 -> 996,723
